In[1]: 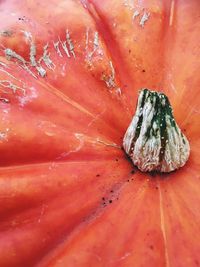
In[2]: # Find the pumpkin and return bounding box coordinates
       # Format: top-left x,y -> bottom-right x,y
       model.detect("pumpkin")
0,0 -> 199,266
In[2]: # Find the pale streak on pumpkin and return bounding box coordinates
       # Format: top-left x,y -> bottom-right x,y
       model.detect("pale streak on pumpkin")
87,108 -> 106,128
56,133 -> 120,159
56,133 -> 85,159
58,36 -> 70,58
36,79 -> 96,118
0,60 -> 8,67
132,10 -> 140,20
85,27 -> 89,51
158,182 -> 170,267
66,29 -> 76,58
169,0 -> 175,26
75,133 -> 121,149
123,89 -> 190,172
88,31 -> 99,59
0,65 -> 26,86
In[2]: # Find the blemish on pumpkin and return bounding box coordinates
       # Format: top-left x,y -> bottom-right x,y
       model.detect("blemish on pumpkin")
58,36 -> 70,58
23,31 -> 47,77
0,30 -> 13,37
88,31 -> 99,59
0,80 -> 25,95
5,48 -> 26,64
53,41 -> 63,57
38,44 -> 55,70
0,97 -> 10,103
133,10 -> 140,20
66,29 -> 75,58
0,132 -> 8,141
139,12 -> 150,27
4,48 -> 37,78
18,17 -> 25,21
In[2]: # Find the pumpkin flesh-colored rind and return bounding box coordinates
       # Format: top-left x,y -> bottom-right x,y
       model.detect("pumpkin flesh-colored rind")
0,0 -> 200,267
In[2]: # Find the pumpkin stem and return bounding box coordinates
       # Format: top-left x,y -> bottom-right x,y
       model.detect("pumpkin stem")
123,89 -> 190,173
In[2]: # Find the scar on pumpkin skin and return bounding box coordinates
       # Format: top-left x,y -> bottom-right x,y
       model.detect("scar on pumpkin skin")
66,29 -> 76,58
0,80 -> 25,95
123,89 -> 190,173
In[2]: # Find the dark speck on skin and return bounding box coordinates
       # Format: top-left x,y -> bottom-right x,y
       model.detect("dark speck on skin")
18,16 -> 25,21
142,69 -> 146,72
109,200 -> 112,203
96,174 -> 100,177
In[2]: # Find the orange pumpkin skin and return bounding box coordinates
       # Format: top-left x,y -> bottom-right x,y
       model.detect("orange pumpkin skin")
0,0 -> 199,266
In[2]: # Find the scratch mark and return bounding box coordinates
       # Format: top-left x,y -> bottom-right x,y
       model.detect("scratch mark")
95,138 -> 121,149
53,41 -> 63,57
0,67 -> 26,86
0,80 -> 25,94
66,29 -> 75,58
133,10 -> 140,20
4,48 -> 37,78
139,12 -> 150,27
87,109 -> 106,128
58,37 -> 70,58
39,43 -> 55,70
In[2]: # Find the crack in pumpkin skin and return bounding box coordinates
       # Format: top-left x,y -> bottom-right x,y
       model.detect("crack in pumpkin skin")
0,0 -> 200,267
